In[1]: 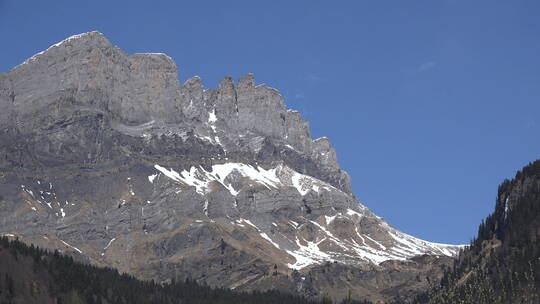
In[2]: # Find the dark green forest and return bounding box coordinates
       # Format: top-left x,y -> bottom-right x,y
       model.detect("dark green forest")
0,236 -> 371,304
0,235 -> 312,304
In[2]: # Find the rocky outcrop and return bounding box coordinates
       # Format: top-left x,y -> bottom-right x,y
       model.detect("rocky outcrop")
0,31 -> 349,193
0,32 -> 462,303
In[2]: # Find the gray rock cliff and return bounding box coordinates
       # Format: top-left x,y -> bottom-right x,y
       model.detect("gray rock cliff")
0,32 -> 462,303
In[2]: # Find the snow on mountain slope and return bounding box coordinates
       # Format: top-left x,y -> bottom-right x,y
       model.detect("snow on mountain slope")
153,162 -> 334,197
0,31 -> 464,302
149,161 -> 463,270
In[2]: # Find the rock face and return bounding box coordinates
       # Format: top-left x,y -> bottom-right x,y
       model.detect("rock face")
0,32 -> 462,303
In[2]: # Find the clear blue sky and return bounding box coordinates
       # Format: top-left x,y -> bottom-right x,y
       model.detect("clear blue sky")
1,1 -> 539,245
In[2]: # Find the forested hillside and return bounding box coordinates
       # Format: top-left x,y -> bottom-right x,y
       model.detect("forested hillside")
0,236 -> 375,304
410,160 -> 540,304
0,236 -> 314,304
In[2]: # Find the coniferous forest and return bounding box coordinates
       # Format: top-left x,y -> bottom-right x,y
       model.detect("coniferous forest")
0,235 -> 312,304
406,160 -> 540,304
0,236 -> 372,304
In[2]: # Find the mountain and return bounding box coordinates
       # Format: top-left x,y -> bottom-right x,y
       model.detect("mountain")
409,160 -> 540,303
0,31 -> 462,303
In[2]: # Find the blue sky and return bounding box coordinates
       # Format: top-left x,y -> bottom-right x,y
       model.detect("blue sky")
1,1 -> 539,244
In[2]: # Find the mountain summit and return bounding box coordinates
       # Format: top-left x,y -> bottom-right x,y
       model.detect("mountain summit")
0,32 -> 462,302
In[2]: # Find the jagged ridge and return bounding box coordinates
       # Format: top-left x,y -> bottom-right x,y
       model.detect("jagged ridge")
1,31 -> 350,194
0,31 -> 463,302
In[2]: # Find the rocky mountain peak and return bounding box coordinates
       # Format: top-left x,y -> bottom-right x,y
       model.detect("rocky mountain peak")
1,31 -> 351,193
12,31 -> 116,71
0,32 -> 464,302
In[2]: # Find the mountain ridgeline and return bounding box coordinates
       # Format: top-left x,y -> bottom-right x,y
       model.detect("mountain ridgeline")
0,32 -> 462,303
409,160 -> 540,303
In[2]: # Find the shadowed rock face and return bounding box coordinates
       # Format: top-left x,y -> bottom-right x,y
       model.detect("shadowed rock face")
0,32 -> 462,303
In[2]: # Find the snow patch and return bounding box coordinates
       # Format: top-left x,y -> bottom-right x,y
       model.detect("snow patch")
242,219 -> 258,230
286,237 -> 333,270
289,171 -> 333,196
153,162 -> 338,199
325,214 -> 338,225
260,232 -> 281,249
104,238 -> 116,250
203,200 -> 209,217
208,109 -> 217,123
346,208 -> 363,218
154,165 -> 208,195
148,173 -> 158,183
60,240 -> 83,254
101,238 -> 116,256
365,235 -> 387,251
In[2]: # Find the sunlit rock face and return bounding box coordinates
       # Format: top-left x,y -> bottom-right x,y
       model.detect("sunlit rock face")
0,32 -> 463,303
